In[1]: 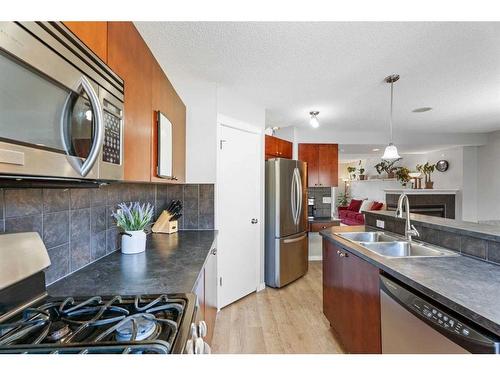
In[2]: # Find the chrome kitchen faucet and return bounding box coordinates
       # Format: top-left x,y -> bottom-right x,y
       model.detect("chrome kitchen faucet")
396,193 -> 420,242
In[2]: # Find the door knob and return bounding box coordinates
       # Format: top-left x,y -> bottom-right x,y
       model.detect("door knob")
251,218 -> 258,224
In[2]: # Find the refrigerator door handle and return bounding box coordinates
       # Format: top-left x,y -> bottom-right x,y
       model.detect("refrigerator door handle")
295,167 -> 303,224
283,234 -> 307,243
290,170 -> 297,225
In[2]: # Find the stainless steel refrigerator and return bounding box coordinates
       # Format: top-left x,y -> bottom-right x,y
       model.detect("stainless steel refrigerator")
265,158 -> 308,288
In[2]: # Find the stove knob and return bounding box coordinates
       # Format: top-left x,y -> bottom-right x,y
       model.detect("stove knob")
194,337 -> 204,354
190,322 -> 198,338
198,320 -> 208,338
185,339 -> 194,354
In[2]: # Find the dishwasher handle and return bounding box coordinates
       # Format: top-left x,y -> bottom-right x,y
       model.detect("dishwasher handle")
380,275 -> 500,354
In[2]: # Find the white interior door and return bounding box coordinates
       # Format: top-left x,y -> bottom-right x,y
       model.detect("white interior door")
218,123 -> 261,308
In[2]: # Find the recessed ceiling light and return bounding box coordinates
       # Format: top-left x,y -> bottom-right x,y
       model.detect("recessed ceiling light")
412,107 -> 432,113
372,148 -> 380,152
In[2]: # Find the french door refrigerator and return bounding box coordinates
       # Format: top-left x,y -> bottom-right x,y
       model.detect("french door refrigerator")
265,158 -> 308,288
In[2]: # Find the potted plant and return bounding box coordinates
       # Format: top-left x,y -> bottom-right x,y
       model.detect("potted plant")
374,158 -> 401,179
357,160 -> 366,180
112,202 -> 154,254
337,192 -> 350,207
395,167 -> 411,187
347,166 -> 356,180
417,162 -> 436,189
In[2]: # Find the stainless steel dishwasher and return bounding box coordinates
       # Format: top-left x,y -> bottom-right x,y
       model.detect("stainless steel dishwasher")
380,275 -> 500,354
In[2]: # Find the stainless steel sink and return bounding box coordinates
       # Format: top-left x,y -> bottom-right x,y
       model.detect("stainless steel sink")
358,241 -> 459,258
338,231 -> 400,243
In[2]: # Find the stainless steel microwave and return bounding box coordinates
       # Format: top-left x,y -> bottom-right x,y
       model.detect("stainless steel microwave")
0,22 -> 124,181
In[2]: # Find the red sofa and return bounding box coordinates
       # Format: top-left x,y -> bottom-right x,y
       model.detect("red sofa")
338,200 -> 384,226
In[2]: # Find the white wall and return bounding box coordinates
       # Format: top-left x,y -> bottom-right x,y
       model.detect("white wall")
477,131 -> 500,223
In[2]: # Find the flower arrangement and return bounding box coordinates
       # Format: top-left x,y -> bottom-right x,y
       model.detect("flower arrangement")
417,162 -> 436,189
395,167 -> 411,186
112,202 -> 154,231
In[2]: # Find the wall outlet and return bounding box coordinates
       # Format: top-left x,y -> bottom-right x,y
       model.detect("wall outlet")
322,196 -> 332,204
376,220 -> 385,229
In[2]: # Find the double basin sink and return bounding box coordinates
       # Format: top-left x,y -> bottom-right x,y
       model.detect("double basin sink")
337,231 -> 459,258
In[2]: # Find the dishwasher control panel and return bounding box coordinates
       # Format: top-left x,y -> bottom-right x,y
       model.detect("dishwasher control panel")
410,297 -> 478,339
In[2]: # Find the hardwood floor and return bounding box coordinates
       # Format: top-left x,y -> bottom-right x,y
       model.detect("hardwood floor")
211,261 -> 344,354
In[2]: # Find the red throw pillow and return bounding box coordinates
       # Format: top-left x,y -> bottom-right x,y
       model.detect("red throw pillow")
370,202 -> 384,211
347,199 -> 363,212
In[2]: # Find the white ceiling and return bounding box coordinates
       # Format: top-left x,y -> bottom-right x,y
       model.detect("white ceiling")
136,22 -> 500,134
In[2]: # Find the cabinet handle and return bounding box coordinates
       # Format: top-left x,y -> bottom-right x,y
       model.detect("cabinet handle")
336,250 -> 341,255
339,252 -> 345,257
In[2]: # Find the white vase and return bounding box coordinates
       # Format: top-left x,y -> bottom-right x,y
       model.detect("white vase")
121,230 -> 147,254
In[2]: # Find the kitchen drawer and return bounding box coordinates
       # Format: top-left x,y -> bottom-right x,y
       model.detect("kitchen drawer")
309,221 -> 340,232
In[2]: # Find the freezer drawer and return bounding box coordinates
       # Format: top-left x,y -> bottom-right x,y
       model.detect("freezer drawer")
265,232 -> 308,288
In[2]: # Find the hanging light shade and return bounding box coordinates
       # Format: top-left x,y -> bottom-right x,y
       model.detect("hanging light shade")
382,74 -> 401,161
309,111 -> 320,128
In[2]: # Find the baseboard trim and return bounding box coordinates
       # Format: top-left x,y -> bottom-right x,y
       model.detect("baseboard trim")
257,282 -> 266,292
308,255 -> 322,261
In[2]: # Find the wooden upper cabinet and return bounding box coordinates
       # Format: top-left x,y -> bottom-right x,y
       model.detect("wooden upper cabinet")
108,22 -> 152,182
265,135 -> 293,160
63,22 -> 108,62
151,60 -> 186,183
298,143 -> 338,187
298,144 -> 319,187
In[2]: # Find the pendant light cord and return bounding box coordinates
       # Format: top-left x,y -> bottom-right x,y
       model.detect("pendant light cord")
389,80 -> 394,144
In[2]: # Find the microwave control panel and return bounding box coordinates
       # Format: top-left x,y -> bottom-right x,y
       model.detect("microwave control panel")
102,111 -> 121,165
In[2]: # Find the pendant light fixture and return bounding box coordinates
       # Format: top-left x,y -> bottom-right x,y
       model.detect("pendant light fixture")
381,74 -> 401,161
309,111 -> 320,128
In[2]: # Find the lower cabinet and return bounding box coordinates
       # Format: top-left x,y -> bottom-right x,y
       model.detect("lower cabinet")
192,245 -> 218,345
322,239 -> 381,353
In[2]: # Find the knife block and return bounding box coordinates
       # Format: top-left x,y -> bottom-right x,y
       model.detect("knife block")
152,210 -> 179,234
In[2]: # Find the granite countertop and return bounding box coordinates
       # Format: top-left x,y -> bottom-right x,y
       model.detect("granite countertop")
320,225 -> 500,336
48,231 -> 218,297
366,210 -> 500,242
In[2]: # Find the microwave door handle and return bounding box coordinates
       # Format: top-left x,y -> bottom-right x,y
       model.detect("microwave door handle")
60,76 -> 104,177
79,76 -> 104,177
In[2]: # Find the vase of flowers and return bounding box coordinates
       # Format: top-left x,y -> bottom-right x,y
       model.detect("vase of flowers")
112,202 -> 154,255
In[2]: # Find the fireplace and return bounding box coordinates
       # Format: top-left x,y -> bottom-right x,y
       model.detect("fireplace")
385,192 -> 456,219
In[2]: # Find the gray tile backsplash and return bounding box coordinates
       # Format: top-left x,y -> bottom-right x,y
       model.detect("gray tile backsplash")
0,182 -> 215,285
308,187 -> 332,218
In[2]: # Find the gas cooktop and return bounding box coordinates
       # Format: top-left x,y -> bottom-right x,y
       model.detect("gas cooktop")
0,293 -> 196,354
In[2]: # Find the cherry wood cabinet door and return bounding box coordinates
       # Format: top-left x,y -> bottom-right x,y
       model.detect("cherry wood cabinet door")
298,144 -> 319,187
322,239 -> 344,329
341,248 -> 381,354
322,239 -> 381,353
63,22 -> 108,62
151,60 -> 186,183
318,144 -> 338,187
278,138 -> 293,159
108,22 -> 152,182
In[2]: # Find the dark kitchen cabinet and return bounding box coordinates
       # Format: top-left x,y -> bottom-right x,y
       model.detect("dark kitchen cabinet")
192,244 -> 218,345
108,22 -> 153,182
265,135 -> 293,160
63,21 -> 108,62
322,239 -> 381,353
298,144 -> 338,187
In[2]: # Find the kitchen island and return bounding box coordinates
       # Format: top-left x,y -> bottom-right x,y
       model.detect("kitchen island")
320,224 -> 500,353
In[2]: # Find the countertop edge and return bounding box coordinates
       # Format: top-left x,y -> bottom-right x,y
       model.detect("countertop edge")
319,227 -> 500,336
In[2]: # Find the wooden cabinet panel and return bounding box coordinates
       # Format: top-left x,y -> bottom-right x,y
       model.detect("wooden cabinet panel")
64,22 -> 108,62
108,22 -> 152,182
204,247 -> 218,344
193,268 -> 206,323
318,144 -> 338,187
151,60 -> 186,183
322,239 -> 381,353
298,144 -> 319,187
298,143 -> 338,187
265,135 -> 292,160
310,221 -> 340,232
